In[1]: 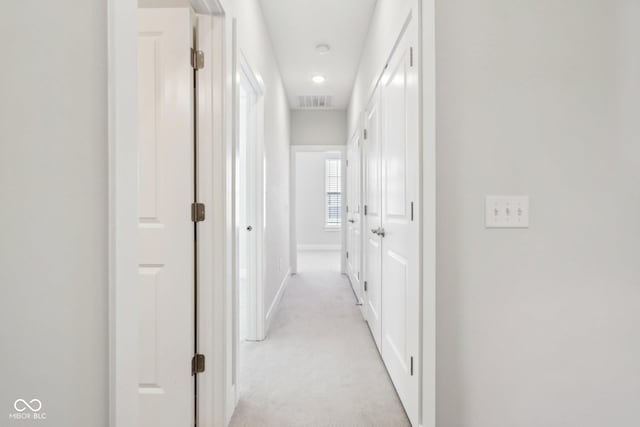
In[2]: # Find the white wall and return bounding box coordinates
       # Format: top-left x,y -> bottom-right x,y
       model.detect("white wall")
291,110 -> 347,145
0,1 -> 108,425
295,151 -> 342,249
228,0 -> 292,326
347,0 -> 415,138
435,1 -> 640,426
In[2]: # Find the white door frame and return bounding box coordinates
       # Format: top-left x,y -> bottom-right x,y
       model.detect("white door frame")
108,1 -> 139,425
107,1 -> 225,426
420,1 -> 437,427
346,128 -> 364,302
234,49 -> 266,342
290,145 -> 347,275
230,48 -> 267,414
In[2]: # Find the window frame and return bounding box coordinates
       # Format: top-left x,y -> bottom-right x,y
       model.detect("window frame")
324,157 -> 342,230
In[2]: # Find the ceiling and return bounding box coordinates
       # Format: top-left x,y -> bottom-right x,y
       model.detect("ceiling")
259,0 -> 377,110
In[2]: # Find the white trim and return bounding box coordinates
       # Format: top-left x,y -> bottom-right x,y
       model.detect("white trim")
221,13 -> 238,426
186,12 -> 233,427
238,51 -> 266,95
191,0 -> 223,14
291,144 -> 345,153
297,244 -> 342,251
108,1 -> 139,426
346,273 -> 364,306
323,226 -> 342,232
420,1 -> 437,426
340,146 -> 348,275
194,13 -> 218,427
290,147 -> 298,274
264,269 -> 292,334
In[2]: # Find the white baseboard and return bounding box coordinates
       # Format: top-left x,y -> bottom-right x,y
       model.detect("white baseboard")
264,268 -> 291,334
297,244 -> 341,251
346,271 -> 364,305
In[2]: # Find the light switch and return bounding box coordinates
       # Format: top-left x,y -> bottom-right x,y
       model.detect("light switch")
485,196 -> 529,228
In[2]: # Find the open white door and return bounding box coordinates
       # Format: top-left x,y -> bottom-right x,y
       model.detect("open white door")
138,8 -> 194,427
363,88 -> 383,351
237,65 -> 260,342
347,131 -> 363,301
379,19 -> 420,426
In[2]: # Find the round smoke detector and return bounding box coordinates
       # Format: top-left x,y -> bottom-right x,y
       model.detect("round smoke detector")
315,43 -> 331,54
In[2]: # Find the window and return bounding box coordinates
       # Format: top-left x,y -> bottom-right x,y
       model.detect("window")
325,158 -> 342,228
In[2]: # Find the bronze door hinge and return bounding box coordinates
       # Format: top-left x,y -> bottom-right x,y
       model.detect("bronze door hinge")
191,48 -> 204,70
191,203 -> 205,222
192,354 -> 205,375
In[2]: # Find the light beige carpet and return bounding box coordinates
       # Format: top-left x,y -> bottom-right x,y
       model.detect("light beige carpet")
229,251 -> 410,427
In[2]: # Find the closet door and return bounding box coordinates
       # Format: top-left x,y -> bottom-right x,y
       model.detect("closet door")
379,20 -> 420,427
363,89 -> 383,350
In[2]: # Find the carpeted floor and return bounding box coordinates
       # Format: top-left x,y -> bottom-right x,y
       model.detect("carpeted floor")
229,251 -> 410,427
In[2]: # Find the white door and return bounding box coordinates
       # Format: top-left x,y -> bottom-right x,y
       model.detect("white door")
379,22 -> 420,426
238,69 -> 259,341
346,132 -> 362,301
363,88 -> 383,350
138,8 -> 194,427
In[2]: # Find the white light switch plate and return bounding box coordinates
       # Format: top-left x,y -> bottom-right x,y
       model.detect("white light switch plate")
485,196 -> 529,228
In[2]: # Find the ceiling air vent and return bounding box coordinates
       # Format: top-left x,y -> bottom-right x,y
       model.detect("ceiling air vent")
298,95 -> 333,109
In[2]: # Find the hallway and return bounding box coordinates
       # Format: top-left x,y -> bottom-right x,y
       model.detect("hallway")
230,251 -> 410,427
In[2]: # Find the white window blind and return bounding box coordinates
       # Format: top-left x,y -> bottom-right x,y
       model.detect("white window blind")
325,158 -> 342,227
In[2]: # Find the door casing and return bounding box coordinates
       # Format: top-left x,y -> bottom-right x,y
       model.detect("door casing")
234,49 -> 266,349
231,49 -> 267,409
346,130 -> 363,303
290,144 -> 348,275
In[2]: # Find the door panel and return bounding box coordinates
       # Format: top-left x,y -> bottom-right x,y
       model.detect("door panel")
138,8 -> 194,427
380,21 -> 420,427
363,90 -> 382,350
384,249 -> 408,364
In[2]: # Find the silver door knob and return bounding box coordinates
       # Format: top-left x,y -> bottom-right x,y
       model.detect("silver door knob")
370,227 -> 385,237
246,226 -> 253,231
348,219 -> 355,223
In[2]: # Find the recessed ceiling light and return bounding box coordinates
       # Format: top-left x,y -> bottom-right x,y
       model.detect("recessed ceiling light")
315,43 -> 331,54
312,75 -> 326,84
